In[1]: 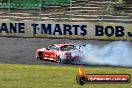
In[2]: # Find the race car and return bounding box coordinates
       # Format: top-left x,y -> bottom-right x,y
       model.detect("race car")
36,44 -> 81,63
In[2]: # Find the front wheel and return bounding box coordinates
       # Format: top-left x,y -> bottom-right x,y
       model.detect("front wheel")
38,52 -> 43,60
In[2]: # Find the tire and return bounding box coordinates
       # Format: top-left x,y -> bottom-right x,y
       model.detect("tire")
56,56 -> 72,64
38,52 -> 43,60
56,56 -> 62,63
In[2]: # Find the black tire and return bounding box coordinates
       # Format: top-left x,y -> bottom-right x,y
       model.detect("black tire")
56,56 -> 62,63
38,52 -> 43,60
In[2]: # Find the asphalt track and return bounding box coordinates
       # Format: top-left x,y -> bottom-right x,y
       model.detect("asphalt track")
0,37 -> 130,68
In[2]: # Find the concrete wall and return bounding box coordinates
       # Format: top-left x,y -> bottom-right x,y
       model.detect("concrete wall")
0,21 -> 132,40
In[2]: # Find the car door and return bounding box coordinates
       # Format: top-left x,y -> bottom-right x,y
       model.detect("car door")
48,45 -> 58,60
44,46 -> 51,59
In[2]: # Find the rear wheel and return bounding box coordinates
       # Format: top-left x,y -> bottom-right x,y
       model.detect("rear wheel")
38,52 -> 43,60
56,56 -> 62,63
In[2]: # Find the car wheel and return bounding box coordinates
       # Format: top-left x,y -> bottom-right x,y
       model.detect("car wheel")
56,56 -> 62,63
38,52 -> 43,60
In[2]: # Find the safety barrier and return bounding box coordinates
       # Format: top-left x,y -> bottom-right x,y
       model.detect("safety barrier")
0,21 -> 132,40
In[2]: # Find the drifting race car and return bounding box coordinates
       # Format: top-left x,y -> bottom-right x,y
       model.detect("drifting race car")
36,44 -> 81,63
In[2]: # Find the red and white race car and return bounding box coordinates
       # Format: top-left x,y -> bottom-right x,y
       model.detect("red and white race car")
36,44 -> 81,63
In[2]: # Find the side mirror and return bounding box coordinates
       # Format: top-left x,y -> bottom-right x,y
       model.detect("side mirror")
46,47 -> 50,50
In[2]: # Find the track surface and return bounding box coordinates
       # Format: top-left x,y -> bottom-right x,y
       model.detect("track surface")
0,37 -> 125,68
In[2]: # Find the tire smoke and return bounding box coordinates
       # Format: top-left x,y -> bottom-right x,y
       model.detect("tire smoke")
77,41 -> 132,67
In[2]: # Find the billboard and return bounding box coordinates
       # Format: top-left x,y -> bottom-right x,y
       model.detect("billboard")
0,21 -> 131,40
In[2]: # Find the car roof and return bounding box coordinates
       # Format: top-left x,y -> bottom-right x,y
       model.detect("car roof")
53,44 -> 72,47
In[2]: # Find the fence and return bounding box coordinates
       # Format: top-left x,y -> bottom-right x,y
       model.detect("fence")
0,0 -> 131,23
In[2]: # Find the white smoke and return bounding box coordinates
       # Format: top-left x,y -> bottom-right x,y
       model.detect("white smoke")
75,41 -> 132,67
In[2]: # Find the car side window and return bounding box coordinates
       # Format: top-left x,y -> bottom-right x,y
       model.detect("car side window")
49,45 -> 59,50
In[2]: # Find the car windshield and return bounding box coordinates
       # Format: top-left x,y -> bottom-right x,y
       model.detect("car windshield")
60,45 -> 77,51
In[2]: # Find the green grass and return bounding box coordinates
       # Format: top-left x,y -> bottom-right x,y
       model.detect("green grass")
0,64 -> 131,88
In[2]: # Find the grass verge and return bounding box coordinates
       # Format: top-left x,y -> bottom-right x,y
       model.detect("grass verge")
0,64 -> 131,88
